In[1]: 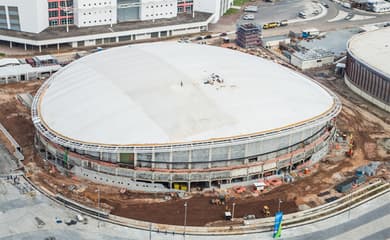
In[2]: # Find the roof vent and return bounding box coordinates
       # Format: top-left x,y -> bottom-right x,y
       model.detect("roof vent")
204,73 -> 224,85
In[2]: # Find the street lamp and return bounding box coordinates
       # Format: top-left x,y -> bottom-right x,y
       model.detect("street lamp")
232,202 -> 236,221
278,198 -> 283,212
95,187 -> 100,228
184,202 -> 188,238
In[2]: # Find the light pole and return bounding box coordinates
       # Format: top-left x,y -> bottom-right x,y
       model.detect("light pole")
96,187 -> 100,228
149,222 -> 152,240
184,202 -> 188,238
278,198 -> 282,212
232,202 -> 236,221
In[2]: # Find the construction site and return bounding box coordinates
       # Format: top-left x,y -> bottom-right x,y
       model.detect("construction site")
0,37 -> 389,228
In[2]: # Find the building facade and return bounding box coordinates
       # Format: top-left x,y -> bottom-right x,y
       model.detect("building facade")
48,0 -> 74,26
194,0 -> 233,23
0,0 -> 48,33
73,0 -> 117,27
0,0 -> 230,32
345,28 -> 390,112
290,49 -> 334,71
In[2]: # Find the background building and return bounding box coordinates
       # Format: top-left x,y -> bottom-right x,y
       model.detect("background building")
73,0 -> 118,27
0,0 -> 48,33
32,42 -> 341,192
345,28 -> 390,112
48,0 -> 74,26
290,48 -> 334,71
0,0 -> 229,32
194,0 -> 233,23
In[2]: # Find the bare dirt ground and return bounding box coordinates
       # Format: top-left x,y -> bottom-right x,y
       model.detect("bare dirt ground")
0,55 -> 389,226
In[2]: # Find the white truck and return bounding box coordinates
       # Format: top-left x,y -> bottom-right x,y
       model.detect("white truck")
244,5 -> 258,12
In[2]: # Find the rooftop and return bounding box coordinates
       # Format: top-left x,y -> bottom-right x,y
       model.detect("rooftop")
0,64 -> 61,77
293,48 -> 334,61
38,42 -> 334,145
348,27 -> 390,77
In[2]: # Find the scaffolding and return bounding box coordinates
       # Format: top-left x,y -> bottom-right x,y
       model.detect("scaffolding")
236,23 -> 261,49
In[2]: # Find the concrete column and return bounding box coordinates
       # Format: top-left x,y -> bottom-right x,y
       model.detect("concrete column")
227,145 -> 231,166
116,37 -> 119,43
133,149 -> 137,168
151,148 -> 155,169
57,43 -> 60,51
208,147 -> 212,169
169,147 -> 173,170
39,45 -> 42,53
188,148 -> 192,170
24,43 -> 27,51
9,41 -> 12,48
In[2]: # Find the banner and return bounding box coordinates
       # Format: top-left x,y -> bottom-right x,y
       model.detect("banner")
273,211 -> 283,238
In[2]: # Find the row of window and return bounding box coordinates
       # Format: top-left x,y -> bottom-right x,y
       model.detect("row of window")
48,1 -> 73,9
82,10 -> 112,15
178,6 -> 192,13
49,10 -> 74,17
82,18 -> 112,24
82,1 -> 112,7
49,18 -> 74,26
145,12 -> 174,17
146,4 -> 174,8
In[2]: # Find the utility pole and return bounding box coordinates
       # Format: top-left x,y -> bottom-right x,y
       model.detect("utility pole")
64,0 -> 69,33
278,198 -> 282,212
232,202 -> 236,221
184,202 -> 188,239
96,187 -> 100,228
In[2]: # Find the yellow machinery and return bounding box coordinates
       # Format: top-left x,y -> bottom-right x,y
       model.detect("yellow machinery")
263,205 -> 271,217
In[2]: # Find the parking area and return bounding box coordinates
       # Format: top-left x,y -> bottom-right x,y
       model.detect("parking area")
237,0 -> 324,26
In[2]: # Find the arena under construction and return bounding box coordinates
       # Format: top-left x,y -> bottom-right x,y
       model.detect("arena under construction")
32,42 -> 342,192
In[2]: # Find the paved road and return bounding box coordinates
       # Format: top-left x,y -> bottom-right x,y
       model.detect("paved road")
237,0 -> 322,25
0,145 -> 17,175
0,171 -> 389,240
262,0 -> 390,36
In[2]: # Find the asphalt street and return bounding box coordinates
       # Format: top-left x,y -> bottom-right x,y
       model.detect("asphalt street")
0,145 -> 17,175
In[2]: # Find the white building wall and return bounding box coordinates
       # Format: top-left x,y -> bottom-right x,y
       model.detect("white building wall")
291,55 -> 334,70
140,0 -> 177,21
74,0 -> 117,27
0,0 -> 48,33
194,0 -> 232,23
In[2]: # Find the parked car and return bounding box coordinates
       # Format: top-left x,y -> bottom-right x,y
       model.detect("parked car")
344,12 -> 354,20
244,5 -> 258,12
298,11 -> 307,18
204,35 -> 212,39
243,14 -> 255,20
195,36 -> 204,41
321,2 -> 329,8
279,20 -> 288,26
384,22 -> 390,27
220,32 -> 228,36
65,219 -> 77,226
